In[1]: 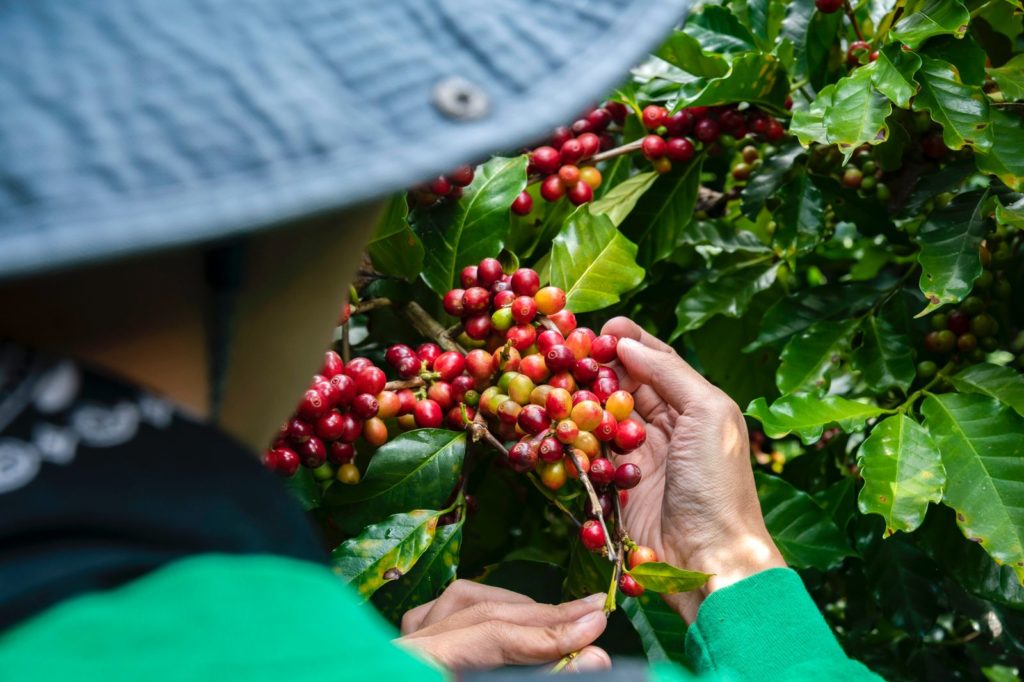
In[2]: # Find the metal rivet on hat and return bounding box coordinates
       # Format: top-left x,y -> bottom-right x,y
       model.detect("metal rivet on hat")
433,76 -> 489,121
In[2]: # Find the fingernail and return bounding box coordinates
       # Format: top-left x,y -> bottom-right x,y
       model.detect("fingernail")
574,610 -> 604,626
583,593 -> 605,607
572,648 -> 612,672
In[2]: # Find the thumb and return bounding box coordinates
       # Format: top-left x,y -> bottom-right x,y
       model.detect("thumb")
616,337 -> 711,415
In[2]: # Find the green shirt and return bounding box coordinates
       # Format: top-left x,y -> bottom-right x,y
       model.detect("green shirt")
0,554 -> 881,681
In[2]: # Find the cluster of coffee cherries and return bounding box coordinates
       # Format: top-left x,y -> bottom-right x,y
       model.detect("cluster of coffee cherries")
263,351 -> 393,484
512,100 -> 628,215
409,165 -> 476,208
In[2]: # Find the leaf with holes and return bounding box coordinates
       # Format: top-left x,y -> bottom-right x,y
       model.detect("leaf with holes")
890,0 -> 970,49
989,54 -> 1024,101
627,562 -> 711,594
856,414 -> 945,536
746,394 -> 887,444
671,261 -> 779,340
755,473 -> 855,570
921,393 -> 1024,583
331,509 -> 441,600
412,156 -> 528,296
950,363 -> 1024,418
914,189 -> 989,314
550,209 -> 645,313
912,56 -> 992,153
776,319 -> 858,396
853,312 -> 916,394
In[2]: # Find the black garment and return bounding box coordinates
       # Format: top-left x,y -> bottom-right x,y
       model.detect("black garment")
0,343 -> 325,630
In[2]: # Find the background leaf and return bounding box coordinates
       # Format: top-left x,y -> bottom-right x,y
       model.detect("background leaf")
746,394 -> 886,444
627,562 -> 711,594
368,194 -> 424,280
672,261 -> 779,340
756,473 -> 855,570
853,311 -> 916,394
590,171 -> 658,227
912,56 -> 992,153
684,5 -> 758,55
890,0 -> 970,49
914,189 -> 989,314
622,158 -> 705,263
372,516 -> 463,622
776,319 -> 857,396
620,593 -> 688,665
975,108 -> 1024,190
950,363 -> 1024,417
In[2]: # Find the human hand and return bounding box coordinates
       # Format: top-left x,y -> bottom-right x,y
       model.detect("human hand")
601,317 -> 786,622
396,580 -> 612,672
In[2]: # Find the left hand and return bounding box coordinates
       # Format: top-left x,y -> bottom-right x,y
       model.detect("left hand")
396,580 -> 612,672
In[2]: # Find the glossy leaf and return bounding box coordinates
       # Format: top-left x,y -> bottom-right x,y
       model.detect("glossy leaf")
622,158 -> 705,264
778,0 -> 842,89
824,63 -> 893,161
853,312 -> 916,393
590,171 -> 658,227
996,194 -> 1024,230
550,209 -> 645,313
368,194 -> 424,280
563,537 -> 613,599
656,30 -> 729,77
680,52 -> 791,112
790,84 -> 832,146
871,43 -> 922,108
741,143 -> 805,218
863,536 -> 945,636
774,171 -> 825,253
324,430 -> 466,533
678,220 -> 771,254
627,562 -> 711,594
620,593 -> 688,665
921,34 -> 987,86
856,414 -> 945,535
890,0 -> 970,49
284,468 -> 322,511
975,108 -> 1024,190
988,54 -> 1024,101
413,156 -> 528,296
745,282 -> 881,351
914,189 -> 989,314
684,5 -> 758,55
921,393 -> 1024,582
949,363 -> 1024,418
746,394 -> 887,444
671,261 -> 779,340
372,516 -> 463,622
755,473 -> 855,570
331,509 -> 441,600
912,56 -> 992,153
776,319 -> 858,396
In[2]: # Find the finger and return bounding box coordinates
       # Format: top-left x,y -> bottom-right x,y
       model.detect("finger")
615,336 -> 715,416
562,646 -> 612,673
601,316 -> 674,354
401,580 -> 534,634
404,593 -> 605,640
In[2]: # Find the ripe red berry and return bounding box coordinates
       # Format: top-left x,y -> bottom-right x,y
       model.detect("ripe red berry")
765,118 -> 785,142
356,366 -> 386,396
449,165 -> 475,187
397,389 -> 417,415
558,164 -> 581,186
352,393 -> 380,419
433,351 -> 466,382
694,118 -> 721,143
286,417 -> 313,443
847,40 -> 870,66
430,176 -> 452,196
921,132 -> 948,160
506,324 -> 538,352
462,287 -> 491,314
665,109 -> 695,136
571,118 -> 593,135
540,175 -> 566,202
947,310 -> 971,335
614,419 -> 647,453
614,462 -> 642,489
539,436 -> 564,462
466,348 -> 496,379
385,344 -> 415,368
544,345 -> 577,373
594,411 -> 618,442
511,191 -> 533,216
547,310 -> 577,336
414,399 -> 444,428
508,439 -> 538,472
520,353 -> 550,383
477,258 -> 504,288
518,404 -> 551,435
580,519 -> 606,551
642,105 -> 668,130
511,268 -> 541,297
427,381 -> 454,410
590,334 -> 618,363
573,357 -> 600,384
545,389 -> 572,421
577,132 -> 601,158
567,180 -> 594,205
551,126 -> 573,148
815,0 -> 843,13
589,457 -> 615,487
665,137 -> 695,162
535,286 -> 567,315
586,108 -> 612,130
642,134 -> 667,159
297,436 -> 327,468
619,574 -> 644,598
297,388 -> 329,420
443,289 -> 466,317
396,355 -> 421,378
328,441 -> 355,465
329,374 -> 356,407
559,138 -> 584,165
604,101 -> 628,124
531,146 -> 561,174
417,343 -> 442,366
592,376 -> 620,403
266,447 -> 300,476
321,350 -> 345,378
460,265 -> 479,288
315,410 -> 346,441
447,405 -> 475,430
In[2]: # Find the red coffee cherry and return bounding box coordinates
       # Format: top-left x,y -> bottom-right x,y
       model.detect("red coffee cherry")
666,137 -> 695,162
590,334 -> 618,363
321,350 -> 345,378
619,573 -> 645,598
477,257 -> 504,288
297,436 -> 327,468
511,191 -> 533,216
540,175 -> 566,202
510,268 -> 541,297
328,441 -> 355,465
414,399 -> 444,428
614,462 -> 642,489
588,457 -> 615,487
433,351 -> 466,382
449,165 -> 475,187
460,265 -> 479,288
642,134 -> 667,159
614,419 -> 647,452
266,447 -> 300,476
642,105 -> 668,130
580,519 -> 607,551
628,545 -> 658,569
567,181 -> 594,205
352,393 -> 380,419
531,146 -> 561,174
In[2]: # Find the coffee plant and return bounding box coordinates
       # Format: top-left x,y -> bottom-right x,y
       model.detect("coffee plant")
272,1 -> 1024,678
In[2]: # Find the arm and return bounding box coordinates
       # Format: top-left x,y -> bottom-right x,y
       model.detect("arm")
603,318 -> 882,681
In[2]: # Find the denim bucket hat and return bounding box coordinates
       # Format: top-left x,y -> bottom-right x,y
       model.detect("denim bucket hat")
0,0 -> 691,282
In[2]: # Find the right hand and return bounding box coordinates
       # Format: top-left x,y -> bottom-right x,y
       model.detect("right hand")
601,317 -> 786,622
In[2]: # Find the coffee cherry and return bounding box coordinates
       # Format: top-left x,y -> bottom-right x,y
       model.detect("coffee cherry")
464,313 -> 492,340
846,40 -> 870,66
491,307 -> 514,332
842,167 -> 863,189
947,310 -> 971,335
544,345 -> 576,374
447,405 -> 475,430
564,449 -> 590,478
916,360 -> 938,379
604,100 -> 628,124
539,436 -> 564,462
605,391 -> 635,421
573,357 -> 600,384
414,399 -> 444,428
921,132 -> 948,160
356,367 -> 387,396
506,324 -> 538,352
351,394 -> 378,419
642,134 -> 667,159
579,166 -> 603,189
556,419 -> 580,444
518,404 -> 551,435
574,431 -> 600,457
548,309 -> 577,336
540,175 -> 566,202
298,436 -> 327,468
531,146 -> 561,174
628,546 -> 657,569
510,268 -> 541,297
651,156 -> 672,174
314,410 -> 346,441
321,351 -> 345,378
557,164 -> 581,186
520,354 -> 550,383
764,119 -> 786,142
586,491 -> 614,518
589,457 -> 615,486
539,460 -> 567,490
619,574 -> 645,598
377,391 -> 401,420
580,519 -> 607,551
511,191 -> 533,216
535,286 -> 567,315
590,334 -> 618,363
961,296 -> 985,315
577,133 -> 601,158
509,439 -> 539,472
548,372 -> 578,393
297,388 -> 329,420
463,348 -> 494,380
460,265 -> 479,288
545,387 -> 573,420
732,163 -> 753,181
665,110 -> 695,136
267,447 -> 300,476
385,344 -> 415,367
971,313 -> 998,338
614,419 -> 647,452
924,330 -> 955,354
614,462 -> 642,489
430,176 -> 452,197
642,105 -> 668,130
567,180 -> 594,205
286,417 -> 313,443
591,376 -> 620,403
337,462 -> 360,485
328,441 -> 355,465
594,411 -> 618,442
449,165 -> 475,187
695,118 -> 721,143
815,0 -> 843,13
442,289 -> 466,317
571,400 -> 603,431
957,333 -> 978,352
477,258 -> 504,288
665,137 -> 695,162
363,417 -> 388,447
560,138 -> 585,165
462,287 -> 491,314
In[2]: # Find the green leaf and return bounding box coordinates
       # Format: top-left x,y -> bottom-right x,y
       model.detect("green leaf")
620,593 -> 688,665
949,363 -> 1024,418
914,188 -> 989,314
988,54 -> 1024,101
331,509 -> 441,600
776,319 -> 858,396
745,282 -> 881,351
746,394 -> 886,444
996,194 -> 1024,230
622,157 -> 705,264
778,1 -> 842,89
890,0 -> 970,49
755,473 -> 855,570
921,393 -> 1024,582
853,312 -> 916,393
863,536 -> 945,636
656,30 -> 729,78
671,262 -> 779,340
563,538 -> 613,599
627,562 -> 711,594
856,414 -> 945,535
824,63 -> 893,161
920,34 -> 987,86
590,171 -> 658,227
324,430 -> 466,534
284,468 -> 322,511
680,52 -> 791,112
975,108 -> 1024,190
871,43 -> 922,108
368,194 -> 424,280
550,209 -> 645,314
412,156 -> 528,296
790,84 -> 833,146
741,143 -> 805,218
372,517 -> 463,622
678,220 -> 771,254
773,171 -> 824,253
912,56 -> 993,153
684,5 -> 758,55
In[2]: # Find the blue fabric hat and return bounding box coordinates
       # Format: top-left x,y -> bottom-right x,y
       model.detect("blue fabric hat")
0,0 -> 691,281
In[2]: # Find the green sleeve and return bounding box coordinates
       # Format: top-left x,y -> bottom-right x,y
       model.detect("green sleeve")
679,568 -> 882,681
0,554 -> 447,682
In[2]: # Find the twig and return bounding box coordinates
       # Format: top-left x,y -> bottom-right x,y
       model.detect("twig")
341,323 -> 351,364
352,297 -> 392,315
844,0 -> 864,42
550,651 -> 578,673
384,377 -> 425,391
402,301 -> 466,353
566,449 -> 616,560
591,138 -> 644,164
